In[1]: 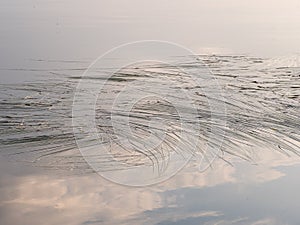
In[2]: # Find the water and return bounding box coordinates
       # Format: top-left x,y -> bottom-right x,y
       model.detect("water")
0,1 -> 300,224
1,54 -> 299,224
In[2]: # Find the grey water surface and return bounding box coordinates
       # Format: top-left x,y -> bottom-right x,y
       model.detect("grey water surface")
0,1 -> 300,225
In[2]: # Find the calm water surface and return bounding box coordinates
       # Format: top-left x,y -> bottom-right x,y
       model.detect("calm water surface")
0,1 -> 300,225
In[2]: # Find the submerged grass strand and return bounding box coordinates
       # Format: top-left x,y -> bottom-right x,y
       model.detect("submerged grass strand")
0,55 -> 299,173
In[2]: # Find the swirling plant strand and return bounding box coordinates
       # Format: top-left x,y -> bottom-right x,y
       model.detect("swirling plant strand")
72,41 -> 226,186
0,51 -> 299,184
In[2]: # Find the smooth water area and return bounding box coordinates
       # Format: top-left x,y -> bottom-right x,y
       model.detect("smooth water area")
0,1 -> 300,225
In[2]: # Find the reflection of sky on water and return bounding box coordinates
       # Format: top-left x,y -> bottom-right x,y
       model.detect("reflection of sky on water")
1,0 -> 300,74
1,149 -> 300,225
0,54 -> 299,225
1,1 -> 300,224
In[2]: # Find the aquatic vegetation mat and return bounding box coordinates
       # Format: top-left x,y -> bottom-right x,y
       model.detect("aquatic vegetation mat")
0,55 -> 299,176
